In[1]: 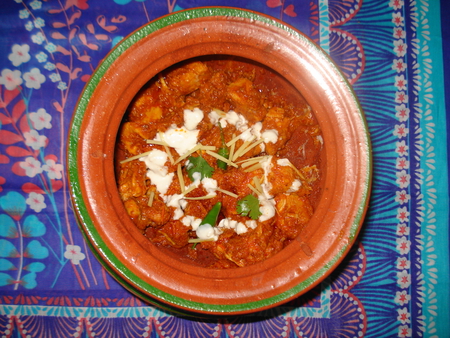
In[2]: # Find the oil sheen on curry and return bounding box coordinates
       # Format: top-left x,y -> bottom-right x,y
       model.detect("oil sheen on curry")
116,58 -> 323,269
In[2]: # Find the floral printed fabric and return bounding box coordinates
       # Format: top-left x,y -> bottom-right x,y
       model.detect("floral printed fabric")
0,0 -> 449,337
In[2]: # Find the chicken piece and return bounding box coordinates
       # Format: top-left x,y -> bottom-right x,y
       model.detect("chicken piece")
274,194 -> 313,239
262,107 -> 291,154
150,220 -> 190,248
210,222 -> 274,267
164,61 -> 210,96
267,161 -> 297,196
118,161 -> 147,200
227,78 -> 266,123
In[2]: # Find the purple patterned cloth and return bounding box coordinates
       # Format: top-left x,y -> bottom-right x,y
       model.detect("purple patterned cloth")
0,0 -> 448,337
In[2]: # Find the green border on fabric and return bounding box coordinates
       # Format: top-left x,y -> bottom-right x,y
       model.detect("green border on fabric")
68,7 -> 372,314
417,1 -> 450,336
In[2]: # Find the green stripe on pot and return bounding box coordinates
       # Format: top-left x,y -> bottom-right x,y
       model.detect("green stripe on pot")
68,7 -> 371,314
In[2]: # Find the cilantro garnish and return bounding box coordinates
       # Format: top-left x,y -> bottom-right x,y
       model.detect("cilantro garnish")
237,194 -> 262,220
186,155 -> 214,181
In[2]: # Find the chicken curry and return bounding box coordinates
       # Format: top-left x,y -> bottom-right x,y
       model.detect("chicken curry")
116,58 -> 323,268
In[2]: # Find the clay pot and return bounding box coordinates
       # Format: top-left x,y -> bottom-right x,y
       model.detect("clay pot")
68,7 -> 371,315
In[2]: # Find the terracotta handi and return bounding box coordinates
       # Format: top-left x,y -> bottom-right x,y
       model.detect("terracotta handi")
68,7 -> 372,315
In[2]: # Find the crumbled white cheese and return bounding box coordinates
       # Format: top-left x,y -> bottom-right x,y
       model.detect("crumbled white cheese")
218,218 -> 248,234
217,218 -> 258,234
262,129 -> 278,144
201,177 -> 218,196
258,196 -> 276,222
184,108 -> 204,131
181,215 -> 202,230
164,194 -> 188,220
196,223 -> 222,241
208,110 -> 248,132
246,220 -> 257,230
288,179 -> 302,192
157,124 -> 199,156
140,149 -> 174,196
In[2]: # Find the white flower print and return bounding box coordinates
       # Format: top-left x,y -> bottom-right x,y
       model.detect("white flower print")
395,190 -> 410,205
31,32 -> 45,45
396,157 -> 409,170
395,75 -> 407,90
19,9 -> 30,19
395,141 -> 409,156
44,62 -> 56,71
398,325 -> 412,338
397,307 -> 411,324
64,245 -> 86,265
24,129 -> 47,150
25,21 -> 34,31
49,73 -> 61,83
396,269 -> 411,289
389,0 -> 404,10
396,223 -> 410,236
45,43 -> 57,53
394,40 -> 407,57
393,27 -> 406,39
395,91 -> 408,104
57,81 -> 68,90
392,58 -> 407,73
396,256 -> 410,270
30,0 -> 42,10
395,104 -> 410,122
397,206 -> 410,223
392,12 -> 404,26
396,236 -> 411,255
23,68 -> 46,89
33,17 -> 45,29
396,170 -> 410,188
0,69 -> 23,90
19,157 -> 43,178
29,108 -> 52,130
394,290 -> 411,306
35,52 -> 48,63
393,124 -> 409,138
26,192 -> 47,212
8,44 -> 31,67
42,159 -> 63,180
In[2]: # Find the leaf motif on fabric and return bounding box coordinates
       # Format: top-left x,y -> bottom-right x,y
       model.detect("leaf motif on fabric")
0,130 -> 23,145
284,4 -> 297,17
24,240 -> 49,259
23,215 -> 46,237
12,99 -> 25,123
0,239 -> 19,258
0,214 -> 18,238
2,87 -> 20,107
21,272 -> 37,289
0,191 -> 26,220
266,0 -> 282,8
0,272 -> 14,286
0,154 -> 10,164
24,262 -> 45,273
11,162 -> 27,176
6,146 -> 33,157
0,258 -> 16,271
0,112 -> 12,125
51,179 -> 63,193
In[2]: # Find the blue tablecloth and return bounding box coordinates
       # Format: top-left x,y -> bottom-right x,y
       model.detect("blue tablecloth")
0,0 -> 448,337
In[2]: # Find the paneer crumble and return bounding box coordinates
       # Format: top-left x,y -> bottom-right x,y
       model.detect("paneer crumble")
116,58 -> 323,268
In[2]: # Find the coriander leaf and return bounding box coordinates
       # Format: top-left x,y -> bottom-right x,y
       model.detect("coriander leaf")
186,155 -> 214,181
236,194 -> 262,220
